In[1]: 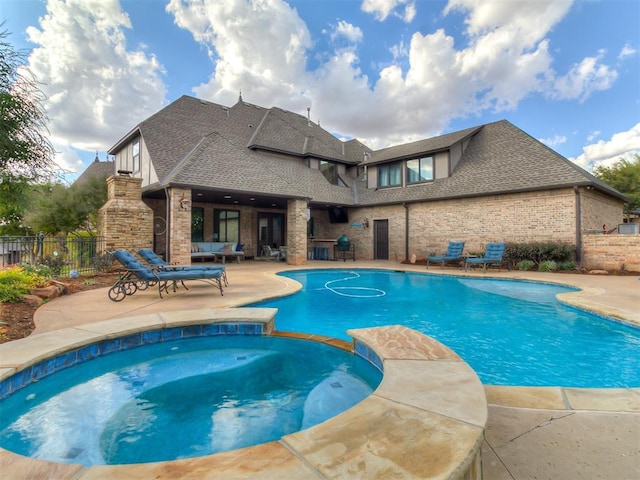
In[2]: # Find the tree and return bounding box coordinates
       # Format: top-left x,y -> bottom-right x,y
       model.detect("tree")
593,154 -> 640,218
24,176 -> 108,236
0,27 -> 56,180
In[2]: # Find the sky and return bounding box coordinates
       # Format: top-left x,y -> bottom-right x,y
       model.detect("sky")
2,0 -> 639,182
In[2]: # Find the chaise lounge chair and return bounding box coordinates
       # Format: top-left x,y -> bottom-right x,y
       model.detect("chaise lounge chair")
426,241 -> 465,269
138,248 -> 228,286
464,242 -> 506,272
109,249 -> 223,301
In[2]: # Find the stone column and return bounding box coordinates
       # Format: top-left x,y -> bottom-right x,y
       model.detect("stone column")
286,198 -> 308,265
168,187 -> 192,265
98,175 -> 153,254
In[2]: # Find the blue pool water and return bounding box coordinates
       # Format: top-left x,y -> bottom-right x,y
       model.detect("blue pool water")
0,335 -> 381,466
248,269 -> 640,388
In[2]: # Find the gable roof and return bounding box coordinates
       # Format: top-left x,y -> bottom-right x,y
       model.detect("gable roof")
108,96 -> 625,207
73,158 -> 114,186
364,125 -> 481,164
356,120 -> 626,205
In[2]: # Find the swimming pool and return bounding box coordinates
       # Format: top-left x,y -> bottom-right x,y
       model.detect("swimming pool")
0,332 -> 381,466
248,269 -> 640,388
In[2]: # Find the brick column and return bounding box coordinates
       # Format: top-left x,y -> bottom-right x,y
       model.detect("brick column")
168,187 -> 192,265
286,198 -> 308,265
98,175 -> 153,253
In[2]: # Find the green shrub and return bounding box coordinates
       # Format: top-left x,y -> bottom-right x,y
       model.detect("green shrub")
558,260 -> 577,271
505,242 -> 576,269
539,260 -> 558,272
516,260 -> 535,271
0,266 -> 47,303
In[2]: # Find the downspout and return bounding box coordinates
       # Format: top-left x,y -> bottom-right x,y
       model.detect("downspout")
164,187 -> 171,262
403,202 -> 409,261
574,186 -> 582,265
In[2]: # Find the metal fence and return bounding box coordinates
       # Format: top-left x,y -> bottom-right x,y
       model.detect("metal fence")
0,235 -> 107,277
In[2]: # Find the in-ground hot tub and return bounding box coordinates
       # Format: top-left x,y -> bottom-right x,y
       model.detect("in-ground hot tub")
0,309 -> 487,479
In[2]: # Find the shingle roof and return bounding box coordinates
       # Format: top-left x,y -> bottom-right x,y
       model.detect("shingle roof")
248,107 -> 361,164
363,125 -> 481,164
356,120 -> 626,205
73,159 -> 115,186
108,96 -> 625,207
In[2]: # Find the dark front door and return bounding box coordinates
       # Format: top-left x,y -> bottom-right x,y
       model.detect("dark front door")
257,212 -> 285,256
374,219 -> 389,260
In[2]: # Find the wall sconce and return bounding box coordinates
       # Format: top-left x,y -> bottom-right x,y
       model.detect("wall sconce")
362,218 -> 369,228
179,194 -> 191,210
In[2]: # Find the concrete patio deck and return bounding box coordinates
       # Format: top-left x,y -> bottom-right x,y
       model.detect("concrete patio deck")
13,260 -> 640,478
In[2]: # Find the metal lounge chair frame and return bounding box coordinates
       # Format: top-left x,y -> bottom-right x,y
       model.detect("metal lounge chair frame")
137,248 -> 228,286
464,242 -> 506,272
108,249 -> 223,301
426,241 -> 465,269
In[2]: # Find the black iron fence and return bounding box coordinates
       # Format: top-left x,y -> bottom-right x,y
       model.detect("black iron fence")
0,235 -> 107,277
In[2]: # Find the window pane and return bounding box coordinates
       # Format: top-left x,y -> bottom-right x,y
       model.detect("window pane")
390,163 -> 401,185
420,157 -> 433,181
191,207 -> 204,242
407,157 -> 433,184
378,163 -> 401,187
214,209 -> 240,242
320,160 -> 337,184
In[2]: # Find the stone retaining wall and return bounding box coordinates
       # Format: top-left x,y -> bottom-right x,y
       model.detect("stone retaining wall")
582,233 -> 640,272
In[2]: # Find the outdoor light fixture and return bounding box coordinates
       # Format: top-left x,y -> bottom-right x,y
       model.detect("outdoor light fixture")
179,194 -> 191,210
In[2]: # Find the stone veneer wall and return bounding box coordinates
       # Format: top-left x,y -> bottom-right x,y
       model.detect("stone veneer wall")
582,234 -> 640,272
286,199 -> 308,265
98,175 -> 153,253
168,187 -> 192,265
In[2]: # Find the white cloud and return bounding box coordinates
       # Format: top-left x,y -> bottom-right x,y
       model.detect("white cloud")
570,123 -> 640,171
331,21 -> 363,44
618,43 -> 636,61
587,130 -> 601,142
539,134 -> 567,148
361,0 -> 415,23
167,0 -> 312,110
24,0 -> 166,152
550,51 -> 618,102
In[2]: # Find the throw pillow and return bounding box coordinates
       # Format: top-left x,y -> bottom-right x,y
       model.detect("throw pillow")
236,243 -> 244,252
192,244 -> 200,252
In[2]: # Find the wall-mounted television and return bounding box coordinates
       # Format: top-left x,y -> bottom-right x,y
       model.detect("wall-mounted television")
328,207 -> 349,223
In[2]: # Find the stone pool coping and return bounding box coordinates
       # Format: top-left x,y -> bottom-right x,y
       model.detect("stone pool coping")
0,309 -> 487,479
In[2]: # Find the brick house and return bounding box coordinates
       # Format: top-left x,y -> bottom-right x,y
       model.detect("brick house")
103,94 -> 626,265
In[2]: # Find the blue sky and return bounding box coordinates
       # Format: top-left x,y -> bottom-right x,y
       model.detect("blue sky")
2,0 -> 639,182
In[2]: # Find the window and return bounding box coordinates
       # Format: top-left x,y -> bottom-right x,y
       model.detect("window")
406,157 -> 433,184
214,209 -> 240,242
191,207 -> 204,242
378,162 -> 402,187
132,138 -> 140,173
320,160 -> 337,184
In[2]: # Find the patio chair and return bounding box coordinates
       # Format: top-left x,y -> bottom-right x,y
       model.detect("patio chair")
108,249 -> 223,301
137,248 -> 228,286
426,241 -> 465,269
262,245 -> 282,261
464,242 -> 506,272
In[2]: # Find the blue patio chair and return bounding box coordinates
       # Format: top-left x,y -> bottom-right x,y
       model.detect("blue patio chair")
464,242 -> 506,272
138,248 -> 228,286
426,241 -> 465,269
109,249 -> 223,301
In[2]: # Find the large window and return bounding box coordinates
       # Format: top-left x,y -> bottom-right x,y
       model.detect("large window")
214,209 -> 240,242
191,207 -> 204,242
406,156 -> 433,184
378,162 -> 402,187
320,160 -> 337,184
132,138 -> 140,173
